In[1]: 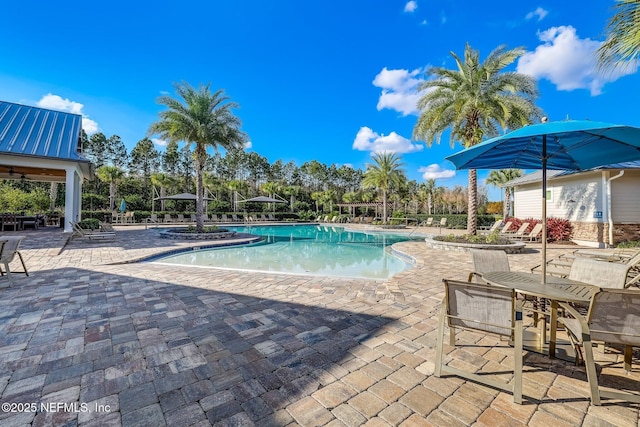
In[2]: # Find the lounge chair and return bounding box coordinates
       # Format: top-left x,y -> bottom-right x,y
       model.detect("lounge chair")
515,223 -> 543,242
479,219 -> 502,235
260,214 -> 268,221
438,217 -> 447,232
501,222 -> 530,239
210,214 -> 219,222
190,214 -> 197,223
164,214 -> 174,223
268,213 -> 276,221
421,217 -> 434,227
558,289 -> 640,405
176,214 -> 186,223
221,214 -> 229,222
99,221 -> 115,232
0,236 -> 28,286
435,279 -> 524,404
498,220 -> 513,235
70,222 -> 116,241
232,214 -> 240,222
147,213 -> 159,224
124,211 -> 135,223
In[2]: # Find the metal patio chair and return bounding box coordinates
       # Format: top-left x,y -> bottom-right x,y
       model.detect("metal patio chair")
559,289 -> 640,405
435,279 -> 524,403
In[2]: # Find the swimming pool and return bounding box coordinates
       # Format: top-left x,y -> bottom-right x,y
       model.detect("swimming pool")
151,224 -> 423,279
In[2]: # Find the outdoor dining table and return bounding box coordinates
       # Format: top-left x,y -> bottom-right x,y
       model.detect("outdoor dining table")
482,271 -> 598,360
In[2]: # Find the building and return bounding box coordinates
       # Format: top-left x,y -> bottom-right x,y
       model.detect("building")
0,100 -> 92,232
506,162 -> 640,247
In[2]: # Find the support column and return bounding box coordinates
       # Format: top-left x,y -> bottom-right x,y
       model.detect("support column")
64,167 -> 78,233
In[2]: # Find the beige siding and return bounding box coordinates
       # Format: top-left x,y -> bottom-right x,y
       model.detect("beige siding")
611,170 -> 640,222
513,172 -> 603,222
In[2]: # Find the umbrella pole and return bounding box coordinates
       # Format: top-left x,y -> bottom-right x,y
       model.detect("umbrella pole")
541,135 -> 547,283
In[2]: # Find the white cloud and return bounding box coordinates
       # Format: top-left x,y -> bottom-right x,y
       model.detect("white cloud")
419,164 -> 456,180
517,26 -> 637,96
526,7 -> 548,21
244,140 -> 252,150
37,93 -> 100,135
372,67 -> 425,116
352,126 -> 423,154
404,1 -> 417,13
152,138 -> 168,147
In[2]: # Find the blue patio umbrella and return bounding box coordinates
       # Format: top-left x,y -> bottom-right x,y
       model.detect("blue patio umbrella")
446,120 -> 640,280
119,198 -> 126,212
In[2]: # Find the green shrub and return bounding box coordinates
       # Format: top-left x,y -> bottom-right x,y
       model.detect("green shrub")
617,240 -> 640,248
78,218 -> 100,230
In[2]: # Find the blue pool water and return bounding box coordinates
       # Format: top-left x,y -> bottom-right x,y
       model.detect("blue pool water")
152,224 -> 423,279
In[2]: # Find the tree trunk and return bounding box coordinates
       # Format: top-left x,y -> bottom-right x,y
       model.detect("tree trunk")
110,182 -> 116,211
195,156 -> 204,232
382,189 -> 387,223
49,182 -> 58,212
160,187 -> 166,211
504,187 -> 511,218
467,169 -> 478,235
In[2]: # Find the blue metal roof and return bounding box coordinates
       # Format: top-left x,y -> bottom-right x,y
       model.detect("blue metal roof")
0,100 -> 89,163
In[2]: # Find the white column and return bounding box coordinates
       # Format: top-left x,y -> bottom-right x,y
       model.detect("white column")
64,167 -> 76,233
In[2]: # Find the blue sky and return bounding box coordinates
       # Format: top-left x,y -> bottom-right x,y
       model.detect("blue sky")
2,1 -> 639,200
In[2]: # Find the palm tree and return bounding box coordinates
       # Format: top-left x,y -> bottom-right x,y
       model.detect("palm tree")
149,82 -> 247,232
485,169 -> 523,218
96,165 -> 125,211
362,153 -> 406,223
413,43 -> 542,234
597,0 -> 640,74
151,172 -> 175,211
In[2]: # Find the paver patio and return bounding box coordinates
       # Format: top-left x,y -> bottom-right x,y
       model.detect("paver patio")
0,224 -> 638,426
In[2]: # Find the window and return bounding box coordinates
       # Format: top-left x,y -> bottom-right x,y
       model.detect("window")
546,189 -> 553,201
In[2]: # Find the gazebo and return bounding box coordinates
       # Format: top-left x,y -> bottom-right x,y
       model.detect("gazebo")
0,101 -> 92,233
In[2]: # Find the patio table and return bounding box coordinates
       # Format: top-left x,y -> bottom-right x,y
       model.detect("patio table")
482,271 -> 598,360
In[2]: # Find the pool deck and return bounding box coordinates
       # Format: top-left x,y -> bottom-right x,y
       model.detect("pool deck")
0,224 -> 638,426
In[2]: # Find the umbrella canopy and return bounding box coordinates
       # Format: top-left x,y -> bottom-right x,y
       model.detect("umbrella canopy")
240,196 -> 286,203
446,120 -> 640,281
154,192 -> 214,201
119,198 -> 126,212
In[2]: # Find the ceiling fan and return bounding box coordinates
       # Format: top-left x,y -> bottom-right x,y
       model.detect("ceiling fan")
3,167 -> 29,180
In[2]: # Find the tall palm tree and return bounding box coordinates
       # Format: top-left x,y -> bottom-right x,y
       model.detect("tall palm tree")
96,165 -> 125,211
362,153 -> 406,223
149,82 -> 247,231
597,0 -> 640,74
413,43 -> 542,234
485,169 -> 523,218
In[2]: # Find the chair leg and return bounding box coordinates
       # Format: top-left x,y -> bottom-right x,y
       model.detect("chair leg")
513,301 -> 523,404
582,338 -> 602,405
624,345 -> 633,372
434,299 -> 447,377
16,251 -> 28,276
3,262 -> 13,286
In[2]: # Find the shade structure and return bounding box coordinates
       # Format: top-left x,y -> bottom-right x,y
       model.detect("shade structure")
154,192 -> 214,201
446,120 -> 640,281
240,196 -> 286,203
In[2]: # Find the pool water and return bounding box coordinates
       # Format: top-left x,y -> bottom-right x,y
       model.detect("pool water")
152,224 -> 423,279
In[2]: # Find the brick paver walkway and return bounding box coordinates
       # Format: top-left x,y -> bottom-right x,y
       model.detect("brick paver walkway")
0,225 -> 638,426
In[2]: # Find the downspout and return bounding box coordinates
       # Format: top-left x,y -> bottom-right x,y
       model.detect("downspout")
606,170 -> 624,247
